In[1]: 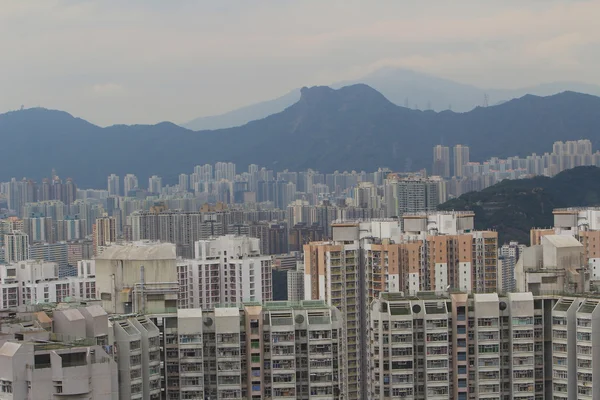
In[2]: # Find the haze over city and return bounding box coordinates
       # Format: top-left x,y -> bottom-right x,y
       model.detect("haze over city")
2,0 -> 600,125
3,2 -> 600,399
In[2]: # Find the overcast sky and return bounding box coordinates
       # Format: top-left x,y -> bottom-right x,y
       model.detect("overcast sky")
1,0 -> 598,126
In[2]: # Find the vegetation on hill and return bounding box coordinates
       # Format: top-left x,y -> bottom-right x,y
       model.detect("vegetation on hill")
438,166 -> 600,244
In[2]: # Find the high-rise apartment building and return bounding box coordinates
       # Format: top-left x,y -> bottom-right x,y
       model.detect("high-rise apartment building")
3,230 -> 29,263
401,212 -> 498,294
107,174 -> 120,197
93,215 -> 117,255
178,173 -> 189,192
22,213 -> 54,243
453,144 -> 470,177
177,235 -> 272,309
385,175 -> 443,219
123,173 -> 139,196
159,301 -> 343,400
249,221 -> 288,255
551,297 -> 600,400
148,175 -> 162,194
370,291 -> 546,400
498,241 -> 525,293
287,262 -> 305,301
29,241 -> 69,269
215,162 -> 236,182
432,145 -> 450,178
0,335 -> 118,399
304,215 -> 498,398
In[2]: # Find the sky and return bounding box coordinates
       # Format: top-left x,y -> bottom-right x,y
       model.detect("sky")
0,0 -> 599,126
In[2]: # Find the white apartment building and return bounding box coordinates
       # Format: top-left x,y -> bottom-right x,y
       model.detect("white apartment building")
369,292 -> 544,400
159,300 -> 343,400
3,230 -> 29,264
177,235 -> 272,309
0,340 -> 117,399
551,297 -> 600,400
0,260 -> 96,309
286,261 -> 304,301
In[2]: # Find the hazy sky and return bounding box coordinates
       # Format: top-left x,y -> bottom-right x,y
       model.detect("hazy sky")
1,0 -> 598,126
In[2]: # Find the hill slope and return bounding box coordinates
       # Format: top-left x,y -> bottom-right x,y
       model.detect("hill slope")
438,166 -> 600,244
3,87 -> 600,188
183,68 -> 600,130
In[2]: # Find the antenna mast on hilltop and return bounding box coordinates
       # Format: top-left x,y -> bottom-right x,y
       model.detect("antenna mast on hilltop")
483,93 -> 489,107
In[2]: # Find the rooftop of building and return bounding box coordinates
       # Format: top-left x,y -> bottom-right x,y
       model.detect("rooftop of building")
543,234 -> 583,248
553,207 -> 600,213
95,241 -> 176,260
402,211 -> 475,218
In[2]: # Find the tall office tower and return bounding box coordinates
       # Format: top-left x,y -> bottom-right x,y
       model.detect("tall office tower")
215,161 -> 236,181
177,235 -> 272,309
123,173 -> 139,196
93,215 -> 117,255
432,145 -> 451,177
4,231 -> 29,263
178,173 -> 189,192
107,174 -> 120,197
148,175 -> 163,194
369,292 -> 542,400
453,144 -> 470,177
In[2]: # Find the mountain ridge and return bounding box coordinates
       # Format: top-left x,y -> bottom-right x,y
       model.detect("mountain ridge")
182,68 -> 600,130
2,86 -> 600,188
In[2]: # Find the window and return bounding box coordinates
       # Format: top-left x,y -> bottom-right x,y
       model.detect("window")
1,380 -> 12,393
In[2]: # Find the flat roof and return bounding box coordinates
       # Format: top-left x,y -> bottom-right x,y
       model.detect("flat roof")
543,234 -> 583,248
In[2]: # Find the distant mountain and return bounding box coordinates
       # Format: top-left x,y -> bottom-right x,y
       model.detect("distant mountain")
182,68 -> 600,130
438,166 -> 600,245
183,89 -> 301,131
3,87 -> 600,189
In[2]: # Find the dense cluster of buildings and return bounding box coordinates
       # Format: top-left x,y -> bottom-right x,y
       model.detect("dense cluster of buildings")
0,206 -> 599,399
435,140 -> 600,197
3,149 -> 600,398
